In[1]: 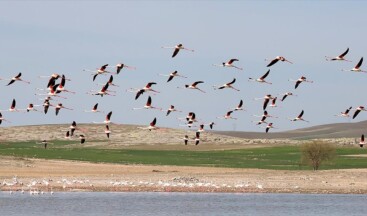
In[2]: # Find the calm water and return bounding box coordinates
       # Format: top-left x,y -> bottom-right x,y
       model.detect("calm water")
0,192 -> 366,216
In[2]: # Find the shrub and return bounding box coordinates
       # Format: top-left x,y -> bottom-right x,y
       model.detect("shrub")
300,141 -> 336,170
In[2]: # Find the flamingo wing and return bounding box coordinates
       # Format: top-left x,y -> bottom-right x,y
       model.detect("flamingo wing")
267,59 -> 279,67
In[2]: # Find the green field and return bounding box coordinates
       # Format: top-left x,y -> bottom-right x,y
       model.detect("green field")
0,141 -> 366,170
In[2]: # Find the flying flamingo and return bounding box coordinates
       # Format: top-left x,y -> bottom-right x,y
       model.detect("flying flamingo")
269,97 -> 278,108
65,131 -> 71,139
352,106 -> 367,119
194,132 -> 200,145
265,56 -> 293,67
334,106 -> 352,118
325,48 -> 351,61
265,123 -> 276,133
128,82 -> 159,100
26,103 -> 41,112
133,96 -> 162,110
54,103 -> 73,116
88,83 -> 116,97
2,72 -> 30,86
83,64 -> 112,81
248,70 -> 272,84
70,121 -> 77,136
161,43 -> 194,58
252,115 -> 268,125
178,112 -> 198,128
54,75 -> 75,94
137,117 -> 159,131
358,134 -> 365,148
0,99 -> 21,112
79,135 -> 86,144
43,98 -> 51,114
0,112 -> 10,125
158,71 -> 187,82
93,111 -> 113,124
280,92 -> 297,102
213,78 -> 240,91
207,122 -> 215,129
341,57 -> 366,73
179,81 -> 205,93
213,59 -> 243,70
105,125 -> 111,138
35,85 -> 67,99
289,110 -> 309,122
197,124 -> 205,132
113,63 -> 136,74
217,111 -> 237,120
232,99 -> 245,111
253,110 -> 278,119
254,94 -> 274,110
85,103 -> 104,113
162,105 -> 182,116
289,76 -> 313,89
183,135 -> 189,145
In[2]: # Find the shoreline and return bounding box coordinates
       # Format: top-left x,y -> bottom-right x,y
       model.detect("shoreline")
1,157 -> 367,195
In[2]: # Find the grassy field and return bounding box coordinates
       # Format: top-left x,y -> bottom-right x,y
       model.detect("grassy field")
0,141 -> 366,170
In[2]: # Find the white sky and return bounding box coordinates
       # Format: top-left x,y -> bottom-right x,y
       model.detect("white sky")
0,1 -> 366,132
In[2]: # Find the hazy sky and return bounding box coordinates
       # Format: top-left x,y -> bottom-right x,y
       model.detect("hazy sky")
1,1 -> 366,132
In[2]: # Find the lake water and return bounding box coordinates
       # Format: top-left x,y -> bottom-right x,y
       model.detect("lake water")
0,192 -> 366,216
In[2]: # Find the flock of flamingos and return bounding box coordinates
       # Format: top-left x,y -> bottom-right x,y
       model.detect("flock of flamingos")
0,45 -> 366,147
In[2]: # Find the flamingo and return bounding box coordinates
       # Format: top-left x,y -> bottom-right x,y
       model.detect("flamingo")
158,70 -> 187,82
269,97 -> 278,108
325,48 -> 351,61
36,140 -> 52,149
280,92 -> 296,102
65,131 -> 71,139
213,59 -> 243,70
290,110 -> 309,122
54,103 -> 73,116
358,134 -> 365,148
334,106 -> 352,118
161,43 -> 194,58
213,78 -> 240,91
265,123 -> 275,133
88,83 -> 115,97
93,111 -> 113,124
113,63 -> 136,74
341,57 -> 366,73
207,122 -> 215,129
217,111 -> 237,120
79,135 -> 86,144
83,64 -> 112,81
184,135 -> 189,145
180,81 -> 205,93
105,125 -> 111,138
252,115 -> 268,125
194,132 -> 200,145
265,56 -> 293,67
35,85 -> 67,99
178,112 -> 198,128
289,76 -> 313,89
0,112 -> 10,125
231,99 -> 245,111
197,124 -> 205,132
133,96 -> 162,110
70,121 -> 77,136
85,103 -> 104,113
253,110 -> 278,119
254,94 -> 274,110
3,72 -> 30,86
0,99 -> 20,112
42,98 -> 52,114
129,82 -> 159,100
352,106 -> 367,119
162,105 -> 182,116
26,103 -> 41,112
137,117 -> 159,131
248,70 -> 272,84
54,75 -> 75,94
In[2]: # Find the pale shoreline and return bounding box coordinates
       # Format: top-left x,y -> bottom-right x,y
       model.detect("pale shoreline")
1,157 -> 367,194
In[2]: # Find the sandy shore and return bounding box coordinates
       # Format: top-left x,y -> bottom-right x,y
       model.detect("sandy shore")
1,156 -> 367,194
